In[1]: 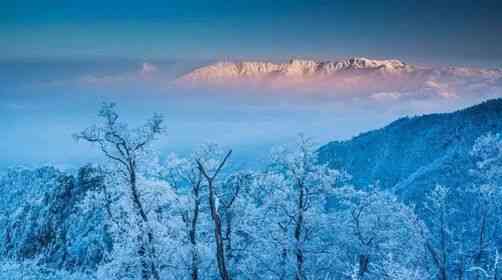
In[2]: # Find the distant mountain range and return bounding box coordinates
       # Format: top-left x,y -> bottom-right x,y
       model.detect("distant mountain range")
177,57 -> 502,101
179,57 -> 412,81
319,98 -> 502,202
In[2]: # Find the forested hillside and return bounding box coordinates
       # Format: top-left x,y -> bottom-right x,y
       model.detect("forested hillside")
319,99 -> 502,201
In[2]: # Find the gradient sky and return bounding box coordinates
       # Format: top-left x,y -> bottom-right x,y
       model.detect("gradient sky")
2,0 -> 502,67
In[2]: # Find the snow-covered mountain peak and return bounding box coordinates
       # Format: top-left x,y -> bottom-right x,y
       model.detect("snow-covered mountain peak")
176,57 -> 502,100
179,57 -> 412,84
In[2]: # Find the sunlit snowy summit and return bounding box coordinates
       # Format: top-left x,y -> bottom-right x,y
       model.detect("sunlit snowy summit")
176,57 -> 502,100
179,57 -> 413,82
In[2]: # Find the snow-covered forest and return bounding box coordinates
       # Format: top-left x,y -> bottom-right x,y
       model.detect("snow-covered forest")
0,102 -> 500,280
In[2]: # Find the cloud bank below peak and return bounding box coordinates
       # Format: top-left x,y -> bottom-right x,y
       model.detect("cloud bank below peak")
6,56 -> 501,108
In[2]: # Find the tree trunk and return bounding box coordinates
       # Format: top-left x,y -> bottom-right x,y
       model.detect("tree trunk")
358,254 -> 369,279
196,150 -> 232,280
473,213 -> 487,280
130,169 -> 160,280
294,185 -> 305,280
190,186 -> 200,280
279,247 -> 288,280
426,242 -> 448,280
224,211 -> 234,266
439,210 -> 448,280
208,179 -> 232,280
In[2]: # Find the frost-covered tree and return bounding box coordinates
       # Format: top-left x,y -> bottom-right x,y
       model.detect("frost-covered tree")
219,171 -> 258,279
0,166 -> 110,273
333,188 -> 427,280
86,173 -> 182,280
416,134 -> 502,280
194,144 -> 233,280
75,102 -> 164,280
164,145 -> 256,280
0,260 -> 95,280
372,256 -> 430,280
239,171 -> 291,279
164,153 -> 214,280
252,135 -> 344,280
421,133 -> 502,280
422,185 -> 460,280
471,133 -> 502,184
466,133 -> 502,280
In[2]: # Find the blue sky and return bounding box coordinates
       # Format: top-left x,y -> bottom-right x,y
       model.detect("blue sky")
2,0 -> 502,66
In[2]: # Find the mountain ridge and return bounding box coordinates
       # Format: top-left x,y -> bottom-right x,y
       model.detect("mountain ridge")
178,57 -> 415,83
178,57 -> 502,82
176,57 -> 502,101
318,98 -> 502,201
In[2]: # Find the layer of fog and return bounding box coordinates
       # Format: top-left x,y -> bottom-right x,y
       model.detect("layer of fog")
1,58 -> 499,168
